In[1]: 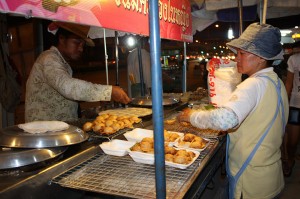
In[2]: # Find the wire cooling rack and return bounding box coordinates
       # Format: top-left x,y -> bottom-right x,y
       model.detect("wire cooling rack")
51,139 -> 218,199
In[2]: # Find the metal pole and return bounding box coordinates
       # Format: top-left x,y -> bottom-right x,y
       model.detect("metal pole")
137,37 -> 145,96
103,29 -> 109,85
182,42 -> 187,92
262,0 -> 268,24
237,0 -> 244,36
149,0 -> 166,198
115,31 -> 119,86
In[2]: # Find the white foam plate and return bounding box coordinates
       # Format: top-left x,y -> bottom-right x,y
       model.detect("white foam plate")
124,128 -> 153,142
124,128 -> 184,145
100,139 -> 136,156
128,148 -> 199,169
128,152 -> 154,165
165,150 -> 200,169
174,137 -> 211,152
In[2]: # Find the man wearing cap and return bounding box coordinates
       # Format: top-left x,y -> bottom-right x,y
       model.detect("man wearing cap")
282,41 -> 300,177
25,22 -> 131,122
177,23 -> 289,199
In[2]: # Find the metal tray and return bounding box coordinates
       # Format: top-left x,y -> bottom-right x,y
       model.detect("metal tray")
131,96 -> 180,107
0,146 -> 67,170
0,125 -> 89,148
51,139 -> 219,198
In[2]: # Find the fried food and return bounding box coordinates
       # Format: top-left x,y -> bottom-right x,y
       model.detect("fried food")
165,146 -> 177,155
165,154 -> 174,162
173,155 -> 188,164
183,133 -> 196,142
83,122 -> 93,131
140,141 -> 153,152
131,143 -> 142,152
165,119 -> 176,125
181,133 -> 207,149
82,113 -> 141,135
141,137 -> 154,144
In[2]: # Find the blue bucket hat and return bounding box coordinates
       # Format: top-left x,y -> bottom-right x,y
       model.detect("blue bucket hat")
226,23 -> 284,60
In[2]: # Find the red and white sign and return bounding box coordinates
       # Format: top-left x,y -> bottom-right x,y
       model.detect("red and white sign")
0,0 -> 192,42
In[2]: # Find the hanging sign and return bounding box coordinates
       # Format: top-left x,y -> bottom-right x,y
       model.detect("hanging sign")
0,0 -> 192,42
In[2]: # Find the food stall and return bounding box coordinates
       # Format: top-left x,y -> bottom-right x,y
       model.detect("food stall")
0,0 -> 227,198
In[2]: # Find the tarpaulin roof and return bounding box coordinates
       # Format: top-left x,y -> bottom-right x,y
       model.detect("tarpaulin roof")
191,0 -> 300,33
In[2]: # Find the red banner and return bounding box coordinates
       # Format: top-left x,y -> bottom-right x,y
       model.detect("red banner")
0,0 -> 192,42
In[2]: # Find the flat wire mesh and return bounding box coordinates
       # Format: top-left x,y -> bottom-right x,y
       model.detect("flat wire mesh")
52,140 -> 218,199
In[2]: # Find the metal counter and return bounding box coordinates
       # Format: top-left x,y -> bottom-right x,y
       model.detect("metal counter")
0,103 -> 226,199
51,139 -> 221,199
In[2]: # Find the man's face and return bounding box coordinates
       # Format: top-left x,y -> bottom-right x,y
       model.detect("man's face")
58,34 -> 85,61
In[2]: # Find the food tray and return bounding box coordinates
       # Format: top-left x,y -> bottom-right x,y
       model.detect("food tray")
86,127 -> 133,140
128,149 -> 200,170
99,139 -> 136,156
164,118 -> 223,139
98,107 -> 152,117
124,128 -> 184,145
51,139 -> 219,198
173,138 -> 211,152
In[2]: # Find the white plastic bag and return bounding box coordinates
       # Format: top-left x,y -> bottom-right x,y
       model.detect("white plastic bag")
207,58 -> 241,107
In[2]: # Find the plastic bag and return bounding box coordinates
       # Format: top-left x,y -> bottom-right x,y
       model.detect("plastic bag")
207,58 -> 241,107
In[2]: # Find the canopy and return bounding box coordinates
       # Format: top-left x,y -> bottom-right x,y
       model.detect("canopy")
0,0 -> 193,42
191,0 -> 300,33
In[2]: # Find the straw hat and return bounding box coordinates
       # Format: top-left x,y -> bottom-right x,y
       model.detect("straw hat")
48,21 -> 95,47
227,23 -> 283,60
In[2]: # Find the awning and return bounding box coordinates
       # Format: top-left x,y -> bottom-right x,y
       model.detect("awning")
0,0 -> 193,42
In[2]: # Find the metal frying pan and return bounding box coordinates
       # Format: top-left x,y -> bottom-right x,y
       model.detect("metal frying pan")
130,96 -> 180,107
0,125 -> 89,148
0,146 -> 67,170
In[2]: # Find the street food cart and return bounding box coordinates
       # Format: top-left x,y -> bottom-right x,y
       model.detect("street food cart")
0,0 -> 226,198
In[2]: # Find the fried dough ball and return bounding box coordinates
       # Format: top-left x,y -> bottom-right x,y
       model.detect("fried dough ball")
117,121 -> 125,128
105,120 -> 114,127
131,143 -> 142,152
123,119 -> 133,128
130,116 -> 142,123
193,136 -> 203,142
188,151 -> 196,159
111,123 -> 121,131
147,148 -> 154,154
93,123 -> 104,133
140,141 -> 153,152
83,122 -> 93,131
183,133 -> 196,142
165,119 -> 176,125
108,115 -> 118,120
169,133 -> 180,142
165,154 -> 174,162
189,141 -> 202,149
173,155 -> 188,164
95,115 -> 105,122
103,126 -> 115,134
117,116 -> 126,120
176,149 -> 189,157
165,146 -> 177,155
141,137 -> 154,144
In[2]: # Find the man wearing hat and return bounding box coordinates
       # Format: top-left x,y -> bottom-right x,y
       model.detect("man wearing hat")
177,23 -> 289,199
25,22 -> 131,122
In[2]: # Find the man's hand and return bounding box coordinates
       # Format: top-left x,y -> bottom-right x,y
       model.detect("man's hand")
177,108 -> 194,123
111,86 -> 131,104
